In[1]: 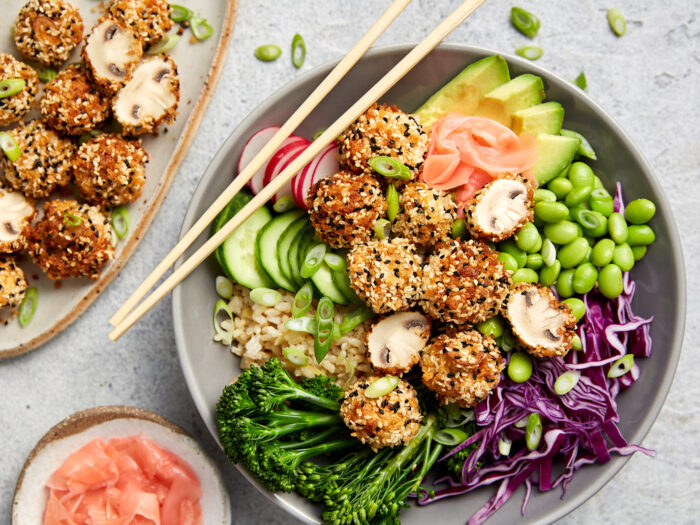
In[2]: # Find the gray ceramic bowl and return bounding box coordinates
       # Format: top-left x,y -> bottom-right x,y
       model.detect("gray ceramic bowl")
173,44 -> 686,524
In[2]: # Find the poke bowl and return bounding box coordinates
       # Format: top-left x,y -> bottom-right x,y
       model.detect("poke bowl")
172,44 -> 685,524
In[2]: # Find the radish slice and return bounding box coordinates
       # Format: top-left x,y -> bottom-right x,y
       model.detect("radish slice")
292,147 -> 324,209
266,140 -> 310,202
238,126 -> 280,193
263,137 -> 309,187
295,143 -> 339,209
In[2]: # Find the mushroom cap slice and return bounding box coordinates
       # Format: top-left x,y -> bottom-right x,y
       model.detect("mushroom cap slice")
113,54 -> 179,135
0,186 -> 35,254
502,282 -> 576,358
465,174 -> 534,242
366,311 -> 431,376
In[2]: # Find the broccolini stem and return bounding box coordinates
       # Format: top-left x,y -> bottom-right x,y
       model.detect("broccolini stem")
279,427 -> 343,450
294,438 -> 360,463
379,413 -> 439,482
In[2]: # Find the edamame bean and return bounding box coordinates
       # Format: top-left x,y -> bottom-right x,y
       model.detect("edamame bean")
515,222 -> 541,252
539,259 -> 561,287
556,269 -> 575,298
568,162 -> 595,188
573,263 -> 598,294
498,252 -> 519,272
534,201 -> 569,223
626,225 -> 655,246
612,243 -> 635,271
591,238 -> 615,267
608,213 -> 628,243
529,234 -> 542,253
544,220 -> 581,245
598,264 -> 623,298
589,194 -> 614,216
571,334 -> 583,351
477,317 -> 504,338
565,185 -> 593,207
508,351 -> 533,383
547,177 -> 573,200
499,240 -> 527,268
557,238 -> 590,268
526,253 -> 543,270
590,188 -> 612,200
583,245 -> 592,263
631,245 -> 647,261
512,268 -> 539,283
534,188 -> 557,202
255,44 -> 283,61
562,297 -> 586,321
624,198 -> 656,224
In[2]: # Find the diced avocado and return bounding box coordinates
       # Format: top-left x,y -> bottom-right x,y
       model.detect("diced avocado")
533,134 -> 581,185
414,55 -> 510,128
512,101 -> 564,136
476,74 -> 545,127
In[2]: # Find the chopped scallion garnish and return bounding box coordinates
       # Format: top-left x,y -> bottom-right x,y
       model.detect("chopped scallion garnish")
110,206 -> 129,239
607,354 -> 635,378
323,253 -> 345,272
18,286 -> 38,327
292,283 -> 313,318
213,299 -> 233,345
63,212 -> 83,227
525,413 -> 542,450
190,17 -> 214,41
574,71 -> 587,91
272,195 -> 296,213
554,370 -> 581,395
0,132 -> 21,162
215,275 -> 234,299
365,375 -> 400,398
0,78 -> 26,99
148,34 -> 181,54
607,8 -> 627,37
498,435 -> 512,456
374,218 -> 391,240
170,4 -> 193,22
434,428 -> 468,446
250,287 -> 282,306
515,45 -> 543,61
291,33 -> 306,68
283,347 -> 309,366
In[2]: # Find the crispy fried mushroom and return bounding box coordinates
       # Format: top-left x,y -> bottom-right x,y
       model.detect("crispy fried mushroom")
366,311 -> 430,376
0,185 -> 35,254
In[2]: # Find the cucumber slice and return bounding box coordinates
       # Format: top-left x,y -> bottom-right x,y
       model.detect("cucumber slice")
289,223 -> 313,288
277,215 -> 309,287
331,268 -> 363,305
310,262 -> 348,304
212,190 -> 254,273
257,210 -> 304,292
218,205 -> 274,289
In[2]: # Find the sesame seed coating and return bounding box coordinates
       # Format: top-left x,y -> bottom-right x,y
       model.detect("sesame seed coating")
0,255 -> 28,316
339,103 -> 428,177
26,199 -> 114,280
392,181 -> 456,246
0,53 -> 39,126
73,134 -> 148,207
0,120 -> 74,199
421,238 -> 511,325
421,329 -> 505,407
308,171 -> 386,248
0,184 -> 36,254
347,237 -> 423,314
39,65 -> 111,135
108,0 -> 173,47
340,375 -> 423,451
13,0 -> 83,66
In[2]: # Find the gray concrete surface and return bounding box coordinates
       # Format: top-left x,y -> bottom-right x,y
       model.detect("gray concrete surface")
2,0 -> 699,523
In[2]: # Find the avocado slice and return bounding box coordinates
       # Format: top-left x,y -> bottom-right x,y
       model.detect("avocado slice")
414,55 -> 510,128
512,101 -> 564,136
476,74 -> 545,127
533,134 -> 581,185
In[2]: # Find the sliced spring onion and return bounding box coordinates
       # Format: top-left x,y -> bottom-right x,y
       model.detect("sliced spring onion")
451,218 -> 467,239
314,296 -> 334,363
441,403 -> 474,428
170,4 -> 193,22
18,286 -> 38,327
0,132 -> 21,162
301,244 -> 326,278
250,287 -> 282,306
273,195 -> 297,213
110,206 -> 129,239
500,329 -> 516,352
574,71 -> 587,91
510,7 -> 541,38
542,239 -> 557,267
215,275 -> 234,299
515,45 -> 543,61
607,8 -> 627,37
213,299 -> 233,345
255,44 -> 282,62
339,305 -> 375,334
148,34 -> 181,54
386,184 -> 399,222
110,228 -> 118,247
434,428 -> 468,447
525,413 -> 542,451
79,129 -> 104,145
283,347 -> 309,366
190,16 -> 214,41
291,33 -> 306,68
498,435 -> 512,456
63,212 -> 83,227
365,375 -> 400,398
368,156 -> 412,180
323,252 -> 345,271
514,416 -> 529,428
607,354 -> 635,378
572,333 -> 583,351
35,66 -> 58,83
285,316 -> 316,334
312,128 -> 325,140
554,370 -> 581,395
374,218 -> 391,240
292,282 -> 313,318
0,78 -> 26,99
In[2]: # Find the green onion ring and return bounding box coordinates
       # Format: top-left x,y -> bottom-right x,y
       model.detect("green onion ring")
339,305 -> 375,334
292,283 -> 313,318
285,316 -> 316,334
515,46 -> 543,61
365,375 -> 400,398
525,413 -> 542,450
147,34 -> 181,54
283,347 -> 309,366
374,218 -> 391,240
18,286 -> 38,327
272,195 -> 296,213
574,71 -> 587,91
35,66 -> 58,83
291,33 -> 306,69
190,16 -> 214,41
63,212 -> 83,227
434,428 -> 468,446
314,297 -> 335,363
607,8 -> 627,37
213,299 -> 233,345
250,287 -> 282,306
323,252 -> 345,271
312,128 -> 325,140
386,184 -> 399,222
300,244 -> 326,279
441,403 -> 474,428
554,370 -> 581,395
79,129 -> 104,145
110,206 -> 129,239
170,4 -> 193,22
0,132 -> 21,162
215,275 -> 234,299
368,156 -> 412,180
510,7 -> 541,38
607,354 -> 635,378
0,79 -> 26,99
497,435 -> 512,456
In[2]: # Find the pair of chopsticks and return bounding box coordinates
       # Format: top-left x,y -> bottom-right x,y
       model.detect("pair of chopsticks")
109,0 -> 487,341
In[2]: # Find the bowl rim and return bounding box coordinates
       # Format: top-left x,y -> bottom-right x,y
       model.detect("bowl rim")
173,42 -> 687,525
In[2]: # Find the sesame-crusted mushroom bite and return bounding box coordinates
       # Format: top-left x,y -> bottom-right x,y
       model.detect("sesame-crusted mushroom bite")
307,171 -> 387,248
421,238 -> 511,325
0,184 -> 36,254
73,134 -> 148,207
0,121 -> 74,199
81,17 -> 143,94
421,329 -> 505,407
0,54 -> 39,127
339,103 -> 428,177
107,0 -> 173,48
40,65 -> 111,135
347,237 -> 423,314
0,255 -> 28,323
392,181 -> 457,246
340,375 -> 423,451
465,174 -> 534,242
13,0 -> 83,66
502,282 -> 577,358
26,200 -> 114,280
113,54 -> 179,135
366,311 -> 431,376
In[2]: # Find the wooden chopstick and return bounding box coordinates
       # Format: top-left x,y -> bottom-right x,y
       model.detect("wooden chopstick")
109,0 -> 487,341
109,0 -> 413,327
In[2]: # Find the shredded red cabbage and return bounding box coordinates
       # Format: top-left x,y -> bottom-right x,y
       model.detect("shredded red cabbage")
417,183 -> 656,524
